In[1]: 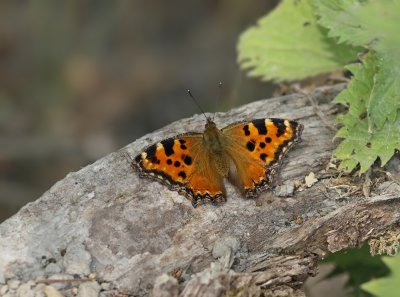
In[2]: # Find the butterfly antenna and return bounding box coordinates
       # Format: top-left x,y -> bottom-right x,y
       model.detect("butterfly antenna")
212,81 -> 223,121
187,89 -> 210,122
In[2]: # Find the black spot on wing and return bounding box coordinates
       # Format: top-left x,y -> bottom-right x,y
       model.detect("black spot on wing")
145,144 -> 157,159
161,138 -> 175,156
243,124 -> 250,136
149,155 -> 158,163
273,119 -> 286,137
167,159 -> 172,165
246,140 -> 256,152
259,142 -> 266,148
183,155 -> 192,165
144,144 -> 157,163
265,137 -> 272,143
260,153 -> 268,162
178,171 -> 187,179
174,161 -> 181,167
252,119 -> 268,135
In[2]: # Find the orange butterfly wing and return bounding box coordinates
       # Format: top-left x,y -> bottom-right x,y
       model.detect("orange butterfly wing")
222,118 -> 303,198
132,134 -> 226,207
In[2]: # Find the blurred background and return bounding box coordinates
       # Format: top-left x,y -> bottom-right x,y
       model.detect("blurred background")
0,1 -> 282,222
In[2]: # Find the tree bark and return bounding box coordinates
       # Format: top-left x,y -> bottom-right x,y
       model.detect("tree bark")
1,84 -> 399,297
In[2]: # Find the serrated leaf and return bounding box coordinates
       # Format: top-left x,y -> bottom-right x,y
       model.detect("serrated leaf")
334,52 -> 400,173
368,54 -> 400,129
314,1 -> 400,129
237,0 -> 359,81
313,0 -> 400,59
362,255 -> 400,297
312,0 -> 366,45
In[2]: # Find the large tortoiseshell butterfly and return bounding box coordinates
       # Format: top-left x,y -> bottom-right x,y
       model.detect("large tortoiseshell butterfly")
132,115 -> 303,207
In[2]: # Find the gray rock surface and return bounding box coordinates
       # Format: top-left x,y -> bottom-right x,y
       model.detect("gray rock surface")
275,180 -> 295,197
1,84 -> 399,297
0,284 -> 9,295
77,281 -> 100,297
42,286 -> 64,297
16,281 -> 35,297
32,284 -> 45,297
63,242 -> 92,275
152,274 -> 179,297
8,280 -> 21,291
44,263 -> 62,275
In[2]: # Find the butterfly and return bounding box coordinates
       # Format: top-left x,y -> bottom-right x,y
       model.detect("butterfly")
132,117 -> 303,207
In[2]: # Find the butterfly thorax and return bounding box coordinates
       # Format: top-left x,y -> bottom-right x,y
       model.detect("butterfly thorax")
202,120 -> 230,177
203,120 -> 226,153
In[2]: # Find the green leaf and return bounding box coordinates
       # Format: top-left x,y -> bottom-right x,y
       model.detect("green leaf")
315,0 -> 400,128
334,52 -> 400,173
323,244 -> 390,297
237,0 -> 359,81
368,54 -> 400,129
362,255 -> 400,297
311,0 -> 361,43
313,0 -> 400,59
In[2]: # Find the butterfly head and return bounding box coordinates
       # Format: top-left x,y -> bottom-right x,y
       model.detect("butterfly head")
204,118 -> 218,132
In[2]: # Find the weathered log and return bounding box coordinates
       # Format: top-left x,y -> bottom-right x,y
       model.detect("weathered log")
1,84 -> 399,297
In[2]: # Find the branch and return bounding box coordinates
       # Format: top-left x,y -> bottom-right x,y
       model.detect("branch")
1,84 -> 399,297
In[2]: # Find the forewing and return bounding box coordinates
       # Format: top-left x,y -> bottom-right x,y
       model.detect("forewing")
222,118 -> 303,198
132,133 -> 225,207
